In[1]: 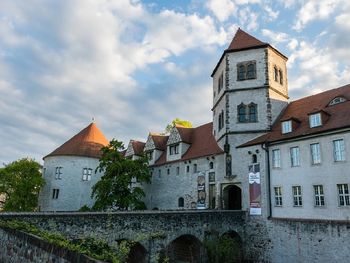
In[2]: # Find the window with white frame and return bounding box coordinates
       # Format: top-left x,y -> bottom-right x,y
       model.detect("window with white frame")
337,184 -> 350,206
290,147 -> 300,167
282,120 -> 292,134
310,143 -> 321,164
309,113 -> 322,128
52,189 -> 59,199
55,167 -> 62,179
272,149 -> 281,168
274,187 -> 283,206
313,185 -> 325,206
333,139 -> 345,161
292,186 -> 302,206
169,144 -> 179,155
82,168 -> 92,181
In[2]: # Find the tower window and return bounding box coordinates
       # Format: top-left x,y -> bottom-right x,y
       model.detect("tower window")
274,66 -> 278,82
248,103 -> 257,122
218,72 -> 224,93
237,61 -> 256,81
279,69 -> 283,85
218,110 -> 224,130
237,103 -> 258,123
209,162 -> 214,169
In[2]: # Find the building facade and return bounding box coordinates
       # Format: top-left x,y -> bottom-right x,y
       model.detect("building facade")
39,29 -> 350,222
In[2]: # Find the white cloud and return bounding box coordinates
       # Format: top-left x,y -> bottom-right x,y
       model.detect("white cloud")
238,7 -> 259,31
205,0 -> 236,22
293,0 -> 340,30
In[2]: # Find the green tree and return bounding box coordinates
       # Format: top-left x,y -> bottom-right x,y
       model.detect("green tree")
165,118 -> 193,134
0,158 -> 45,211
91,139 -> 151,211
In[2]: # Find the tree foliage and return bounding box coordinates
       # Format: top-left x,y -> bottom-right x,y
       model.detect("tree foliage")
91,139 -> 151,211
165,118 -> 193,134
0,158 -> 45,211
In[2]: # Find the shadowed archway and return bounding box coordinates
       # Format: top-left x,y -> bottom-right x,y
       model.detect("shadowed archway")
223,185 -> 242,210
161,234 -> 207,263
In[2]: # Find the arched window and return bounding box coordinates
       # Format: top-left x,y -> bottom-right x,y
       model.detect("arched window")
252,154 -> 257,164
248,103 -> 257,122
238,64 -> 245,80
209,162 -> 214,169
279,69 -> 283,85
274,66 -> 278,82
238,104 -> 246,123
247,63 -> 256,79
178,197 -> 184,208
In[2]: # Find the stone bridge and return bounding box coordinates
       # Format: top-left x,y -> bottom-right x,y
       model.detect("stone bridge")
0,210 -> 248,262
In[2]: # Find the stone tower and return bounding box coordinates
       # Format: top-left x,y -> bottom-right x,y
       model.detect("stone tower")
211,28 -> 289,211
39,122 -> 109,211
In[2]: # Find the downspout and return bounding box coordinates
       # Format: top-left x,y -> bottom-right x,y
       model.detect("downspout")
261,142 -> 272,218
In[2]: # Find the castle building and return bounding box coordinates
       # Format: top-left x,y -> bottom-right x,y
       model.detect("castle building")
39,122 -> 108,211
40,29 -> 350,221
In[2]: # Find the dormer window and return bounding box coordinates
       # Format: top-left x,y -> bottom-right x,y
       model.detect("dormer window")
329,96 -> 346,106
169,144 -> 179,155
309,113 -> 322,128
237,61 -> 256,81
282,120 -> 292,134
218,72 -> 224,93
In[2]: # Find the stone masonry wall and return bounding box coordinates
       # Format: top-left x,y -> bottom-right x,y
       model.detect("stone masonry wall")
0,226 -> 102,263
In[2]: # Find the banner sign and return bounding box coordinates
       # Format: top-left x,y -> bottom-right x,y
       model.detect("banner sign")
249,164 -> 261,215
197,173 -> 206,209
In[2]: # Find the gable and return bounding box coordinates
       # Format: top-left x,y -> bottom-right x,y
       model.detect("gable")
125,141 -> 135,157
167,127 -> 182,145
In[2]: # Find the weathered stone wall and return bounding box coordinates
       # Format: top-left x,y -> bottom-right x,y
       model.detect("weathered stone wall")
0,226 -> 101,263
0,211 -> 245,262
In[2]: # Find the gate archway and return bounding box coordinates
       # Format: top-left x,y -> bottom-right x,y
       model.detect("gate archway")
223,185 -> 242,210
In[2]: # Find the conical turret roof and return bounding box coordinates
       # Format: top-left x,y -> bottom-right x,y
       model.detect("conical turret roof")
44,122 -> 109,159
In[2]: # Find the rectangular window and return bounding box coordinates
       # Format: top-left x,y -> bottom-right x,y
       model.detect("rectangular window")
272,149 -> 281,168
292,186 -> 302,206
274,187 -> 283,206
218,111 -> 224,131
333,139 -> 345,161
158,169 -> 161,178
314,185 -> 325,206
209,172 -> 215,182
52,189 -> 59,199
282,120 -> 292,134
169,144 -> 179,155
167,168 -> 170,175
218,72 -> 224,93
337,184 -> 350,206
310,143 -> 321,164
82,168 -> 92,181
186,165 -> 190,173
193,164 -> 197,173
309,113 -> 322,128
55,167 -> 62,179
290,147 -> 300,167
176,167 -> 179,175
147,151 -> 153,160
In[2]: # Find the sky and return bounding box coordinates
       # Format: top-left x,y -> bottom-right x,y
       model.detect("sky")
1,0 -> 350,165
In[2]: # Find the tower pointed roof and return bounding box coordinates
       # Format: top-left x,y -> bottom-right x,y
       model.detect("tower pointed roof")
226,28 -> 267,51
44,122 -> 109,159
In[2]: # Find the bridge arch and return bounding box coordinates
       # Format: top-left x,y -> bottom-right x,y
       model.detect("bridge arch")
115,238 -> 148,263
161,234 -> 207,263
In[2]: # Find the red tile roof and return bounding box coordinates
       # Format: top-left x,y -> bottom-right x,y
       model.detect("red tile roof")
151,134 -> 169,150
239,84 -> 350,147
44,123 -> 109,159
152,122 -> 224,166
131,140 -> 146,156
226,28 -> 267,51
176,125 -> 194,144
